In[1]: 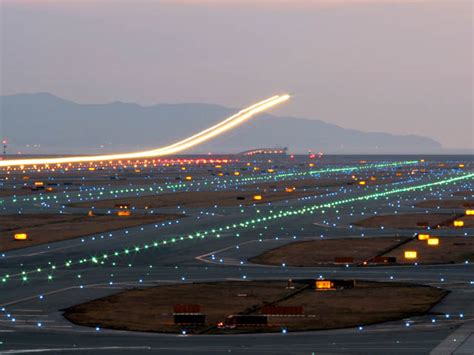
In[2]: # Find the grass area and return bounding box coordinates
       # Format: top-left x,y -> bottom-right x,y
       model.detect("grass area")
415,200 -> 474,209
250,236 -> 474,267
68,189 -> 324,210
0,189 -> 55,198
354,213 -> 463,229
0,213 -> 181,252
63,280 -> 447,334
249,237 -> 409,266
453,191 -> 474,197
383,236 -> 474,264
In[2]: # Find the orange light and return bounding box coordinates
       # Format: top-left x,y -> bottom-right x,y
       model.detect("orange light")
404,251 -> 417,259
285,187 -> 295,193
185,176 -> 192,181
14,233 -> 28,241
316,280 -> 334,290
88,210 -> 95,217
417,234 -> 430,241
453,220 -> 464,227
370,176 -> 377,181
34,181 -> 44,187
427,238 -> 439,246
253,195 -> 263,201
267,169 -> 275,173
117,210 -> 131,217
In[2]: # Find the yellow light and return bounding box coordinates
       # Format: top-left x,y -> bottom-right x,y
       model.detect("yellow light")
34,181 -> 44,187
358,181 -> 366,185
459,164 -> 465,168
233,171 -> 240,176
88,167 -> 96,171
215,165 -> 222,168
0,95 -> 290,167
253,195 -> 263,201
267,169 -> 275,173
466,210 -> 474,216
14,233 -> 28,241
453,220 -> 464,227
309,163 -> 315,167
370,176 -> 377,181
427,238 -> 439,246
404,251 -> 417,259
417,234 -> 430,241
185,176 -> 192,181
315,280 -> 334,290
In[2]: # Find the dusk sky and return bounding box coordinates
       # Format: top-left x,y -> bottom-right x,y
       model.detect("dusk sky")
1,0 -> 472,149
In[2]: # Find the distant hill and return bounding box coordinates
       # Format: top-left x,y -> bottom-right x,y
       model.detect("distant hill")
0,92 -> 442,154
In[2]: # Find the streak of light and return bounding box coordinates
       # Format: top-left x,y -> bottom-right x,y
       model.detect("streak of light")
0,94 -> 290,168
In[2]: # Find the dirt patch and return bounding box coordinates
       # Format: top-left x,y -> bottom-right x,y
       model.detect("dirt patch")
383,236 -> 474,264
63,280 -> 447,334
0,213 -> 181,252
249,237 -> 409,266
354,213 -> 463,229
456,215 -> 474,228
68,189 -> 324,210
453,191 -> 474,198
250,236 -> 474,267
415,200 -> 474,209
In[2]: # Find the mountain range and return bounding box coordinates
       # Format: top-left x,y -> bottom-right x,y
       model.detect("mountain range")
0,92 -> 443,154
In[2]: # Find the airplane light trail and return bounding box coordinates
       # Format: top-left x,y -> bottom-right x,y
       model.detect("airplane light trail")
0,94 -> 290,168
